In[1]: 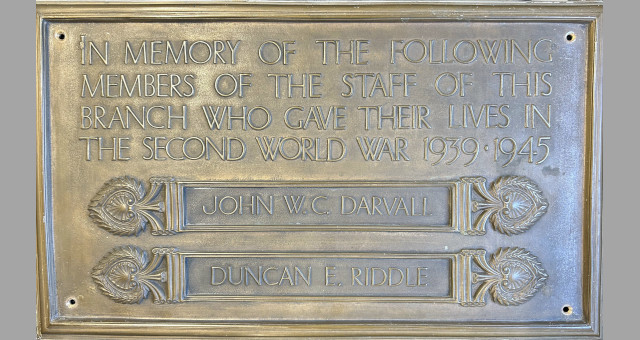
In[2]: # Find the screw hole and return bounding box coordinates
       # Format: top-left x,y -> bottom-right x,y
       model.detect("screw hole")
566,32 -> 575,42
562,305 -> 573,315
66,297 -> 77,308
56,31 -> 66,40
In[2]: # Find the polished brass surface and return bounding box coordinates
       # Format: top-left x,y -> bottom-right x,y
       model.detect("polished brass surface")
36,1 -> 602,338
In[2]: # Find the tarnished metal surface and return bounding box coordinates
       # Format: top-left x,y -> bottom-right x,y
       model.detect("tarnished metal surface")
36,2 -> 602,338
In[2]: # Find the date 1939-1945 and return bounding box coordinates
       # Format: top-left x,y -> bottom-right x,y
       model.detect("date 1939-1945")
424,135 -> 550,167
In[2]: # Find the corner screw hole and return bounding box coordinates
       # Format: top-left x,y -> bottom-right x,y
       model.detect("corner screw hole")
56,31 -> 66,41
566,32 -> 575,42
66,297 -> 77,308
562,305 -> 572,315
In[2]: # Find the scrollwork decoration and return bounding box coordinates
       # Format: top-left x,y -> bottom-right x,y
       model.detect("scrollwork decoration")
465,247 -> 548,306
92,246 -> 174,304
466,176 -> 548,235
88,177 -> 170,236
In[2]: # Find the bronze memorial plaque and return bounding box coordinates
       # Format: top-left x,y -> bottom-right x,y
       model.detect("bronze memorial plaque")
36,1 -> 602,338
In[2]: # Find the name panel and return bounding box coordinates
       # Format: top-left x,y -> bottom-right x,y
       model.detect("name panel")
92,246 -> 548,306
88,176 -> 547,235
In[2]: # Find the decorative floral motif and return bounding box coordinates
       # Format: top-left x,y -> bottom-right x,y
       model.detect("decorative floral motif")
469,177 -> 548,235
104,191 -> 137,222
88,177 -> 167,236
471,247 -> 548,306
92,246 -> 168,304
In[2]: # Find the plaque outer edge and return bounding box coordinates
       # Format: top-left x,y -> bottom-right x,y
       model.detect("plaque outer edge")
35,1 -> 603,338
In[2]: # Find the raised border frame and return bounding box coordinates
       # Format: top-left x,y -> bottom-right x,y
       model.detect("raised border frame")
36,1 -> 603,338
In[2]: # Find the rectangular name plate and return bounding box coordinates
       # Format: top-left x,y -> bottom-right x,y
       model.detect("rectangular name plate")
90,176 -> 539,234
93,247 -> 525,305
36,1 -> 602,338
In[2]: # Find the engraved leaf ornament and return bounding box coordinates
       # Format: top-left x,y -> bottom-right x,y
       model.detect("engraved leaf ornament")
472,176 -> 549,235
93,246 -> 152,304
473,247 -> 548,306
88,177 -> 165,236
